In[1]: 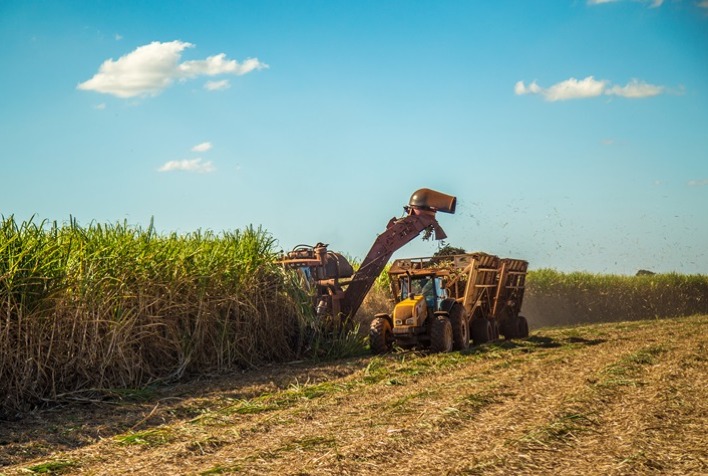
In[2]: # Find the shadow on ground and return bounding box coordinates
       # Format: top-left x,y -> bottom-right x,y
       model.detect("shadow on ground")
0,358 -> 363,467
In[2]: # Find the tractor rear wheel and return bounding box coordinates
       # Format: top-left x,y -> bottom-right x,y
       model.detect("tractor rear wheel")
370,316 -> 393,354
471,318 -> 492,346
446,305 -> 469,350
430,315 -> 453,353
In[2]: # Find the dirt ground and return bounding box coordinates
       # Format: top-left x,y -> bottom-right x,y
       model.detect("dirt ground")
1,315 -> 706,476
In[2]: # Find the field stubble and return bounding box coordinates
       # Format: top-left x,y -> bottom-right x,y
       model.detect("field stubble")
1,315 -> 705,475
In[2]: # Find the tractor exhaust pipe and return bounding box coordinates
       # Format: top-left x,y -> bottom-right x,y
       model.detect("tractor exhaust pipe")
408,188 -> 457,214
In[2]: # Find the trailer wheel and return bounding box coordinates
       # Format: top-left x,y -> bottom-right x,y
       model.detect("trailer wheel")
430,315 -> 453,353
488,319 -> 500,341
518,315 -> 529,338
471,318 -> 492,346
370,316 -> 393,354
446,304 -> 469,350
501,315 -> 517,339
502,316 -> 528,339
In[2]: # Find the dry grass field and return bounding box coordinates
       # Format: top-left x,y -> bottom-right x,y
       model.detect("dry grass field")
1,314 -> 705,476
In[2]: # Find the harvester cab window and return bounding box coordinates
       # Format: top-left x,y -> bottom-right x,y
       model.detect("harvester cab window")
294,267 -> 313,291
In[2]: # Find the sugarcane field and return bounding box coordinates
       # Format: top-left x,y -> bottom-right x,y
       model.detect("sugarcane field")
3,1 -> 707,475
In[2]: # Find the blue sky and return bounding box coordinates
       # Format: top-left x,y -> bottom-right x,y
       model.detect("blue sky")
1,0 -> 707,274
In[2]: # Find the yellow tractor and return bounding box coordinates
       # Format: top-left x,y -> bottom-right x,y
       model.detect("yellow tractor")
369,253 -> 529,354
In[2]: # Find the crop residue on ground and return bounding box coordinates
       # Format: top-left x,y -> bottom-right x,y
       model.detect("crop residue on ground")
1,314 -> 705,475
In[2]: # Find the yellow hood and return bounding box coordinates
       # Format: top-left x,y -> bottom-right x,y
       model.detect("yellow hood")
393,295 -> 427,327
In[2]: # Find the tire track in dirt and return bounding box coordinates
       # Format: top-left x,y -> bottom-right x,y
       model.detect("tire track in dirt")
73,352 -> 516,475
380,337 -> 628,475
182,331 -> 628,474
1,317 -> 705,476
1,334 -> 582,475
374,320 -> 705,476
487,321 -> 707,476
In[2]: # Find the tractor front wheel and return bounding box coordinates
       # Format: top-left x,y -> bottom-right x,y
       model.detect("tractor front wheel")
370,316 -> 394,354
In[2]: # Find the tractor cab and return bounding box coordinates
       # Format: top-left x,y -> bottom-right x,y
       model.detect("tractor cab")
399,273 -> 446,311
388,270 -> 451,346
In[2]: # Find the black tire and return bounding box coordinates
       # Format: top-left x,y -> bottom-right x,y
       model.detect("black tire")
488,318 -> 500,341
370,316 -> 393,354
471,318 -> 492,346
445,304 -> 469,350
430,315 -> 453,353
518,315 -> 529,338
501,316 -> 517,339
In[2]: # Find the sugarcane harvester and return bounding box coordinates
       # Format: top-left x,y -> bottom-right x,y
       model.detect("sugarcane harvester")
278,188 -> 456,326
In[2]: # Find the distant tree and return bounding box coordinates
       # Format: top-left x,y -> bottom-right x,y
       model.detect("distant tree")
636,269 -> 656,276
434,243 -> 466,257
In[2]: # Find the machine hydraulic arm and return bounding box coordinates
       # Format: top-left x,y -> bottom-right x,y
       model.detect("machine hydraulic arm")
340,188 -> 456,319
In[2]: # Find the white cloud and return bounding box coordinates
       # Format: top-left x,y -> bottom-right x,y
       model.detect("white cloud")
78,41 -> 190,98
204,79 -> 231,91
115,34 -> 123,41
514,80 -> 541,95
179,54 -> 264,77
544,76 -> 607,101
94,103 -> 106,110
515,76 -> 666,101
688,179 -> 708,187
588,0 -> 664,7
191,142 -> 213,152
77,40 -> 268,98
698,0 -> 708,9
606,79 -> 664,98
158,158 -> 215,173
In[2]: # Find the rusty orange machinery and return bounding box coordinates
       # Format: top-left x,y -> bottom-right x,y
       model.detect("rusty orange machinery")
278,188 -> 456,324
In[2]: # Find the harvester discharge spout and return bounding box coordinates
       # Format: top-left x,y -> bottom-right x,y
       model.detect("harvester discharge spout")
408,188 -> 457,214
